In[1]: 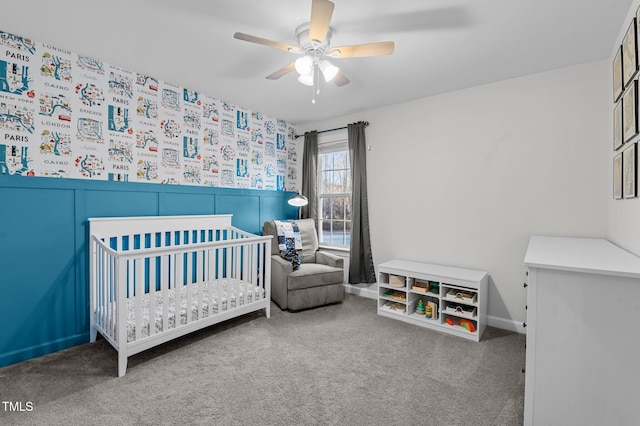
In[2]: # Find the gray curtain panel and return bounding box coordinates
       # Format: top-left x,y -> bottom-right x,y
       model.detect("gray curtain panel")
301,131 -> 318,220
348,122 -> 376,284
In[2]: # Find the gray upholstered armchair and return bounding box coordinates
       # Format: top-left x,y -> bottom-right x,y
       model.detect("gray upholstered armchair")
262,218 -> 344,310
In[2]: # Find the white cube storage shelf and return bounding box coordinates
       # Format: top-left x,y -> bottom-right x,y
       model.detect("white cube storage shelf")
377,259 -> 488,341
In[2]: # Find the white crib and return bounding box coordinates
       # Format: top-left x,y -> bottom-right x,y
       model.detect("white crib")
89,214 -> 271,377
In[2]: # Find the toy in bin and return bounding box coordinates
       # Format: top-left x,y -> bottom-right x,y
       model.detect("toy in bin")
459,319 -> 476,332
445,317 -> 476,333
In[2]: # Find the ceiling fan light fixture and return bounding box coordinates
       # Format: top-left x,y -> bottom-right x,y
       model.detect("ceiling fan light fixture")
298,71 -> 314,86
319,59 -> 339,82
295,55 -> 314,76
233,0 -> 394,95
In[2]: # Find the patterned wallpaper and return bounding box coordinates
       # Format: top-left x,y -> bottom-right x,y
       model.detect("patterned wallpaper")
0,30 -> 298,191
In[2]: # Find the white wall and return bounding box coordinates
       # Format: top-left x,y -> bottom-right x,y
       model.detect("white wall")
300,60 -> 609,330
608,0 -> 640,255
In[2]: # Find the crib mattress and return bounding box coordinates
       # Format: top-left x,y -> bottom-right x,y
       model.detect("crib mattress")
98,278 -> 264,343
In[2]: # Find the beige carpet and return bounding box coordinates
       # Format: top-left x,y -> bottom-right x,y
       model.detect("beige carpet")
0,294 -> 525,425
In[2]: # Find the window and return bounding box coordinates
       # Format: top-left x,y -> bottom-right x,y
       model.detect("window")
318,137 -> 351,248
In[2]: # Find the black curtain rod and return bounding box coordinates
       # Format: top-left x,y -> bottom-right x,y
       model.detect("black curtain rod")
294,121 -> 369,139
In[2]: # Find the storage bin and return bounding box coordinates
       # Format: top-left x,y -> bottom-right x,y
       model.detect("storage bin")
389,275 -> 405,287
446,289 -> 477,304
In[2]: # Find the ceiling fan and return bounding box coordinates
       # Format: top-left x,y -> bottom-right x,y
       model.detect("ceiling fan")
233,0 -> 394,101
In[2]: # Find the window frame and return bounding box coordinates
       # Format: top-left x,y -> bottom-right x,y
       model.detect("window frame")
317,132 -> 351,249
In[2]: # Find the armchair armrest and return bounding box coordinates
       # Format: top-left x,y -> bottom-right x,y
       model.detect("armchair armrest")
271,254 -> 294,272
316,251 -> 344,269
270,255 -> 293,309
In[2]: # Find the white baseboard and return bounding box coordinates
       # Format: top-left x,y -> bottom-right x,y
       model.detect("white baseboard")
487,315 -> 526,334
343,283 -> 377,299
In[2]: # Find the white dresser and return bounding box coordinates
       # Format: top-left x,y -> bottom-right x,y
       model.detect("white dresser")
523,236 -> 640,426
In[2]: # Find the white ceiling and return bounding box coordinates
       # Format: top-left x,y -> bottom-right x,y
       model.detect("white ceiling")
0,0 -> 634,125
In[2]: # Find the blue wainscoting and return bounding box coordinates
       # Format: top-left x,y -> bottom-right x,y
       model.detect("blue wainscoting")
0,174 -> 297,368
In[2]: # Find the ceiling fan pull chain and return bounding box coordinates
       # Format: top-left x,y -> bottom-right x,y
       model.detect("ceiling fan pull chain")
311,79 -> 316,104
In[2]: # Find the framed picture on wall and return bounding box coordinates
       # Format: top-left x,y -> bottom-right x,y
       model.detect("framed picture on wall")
623,19 -> 639,86
614,152 -> 623,199
614,46 -> 624,102
623,143 -> 637,198
623,80 -> 638,142
614,99 -> 623,150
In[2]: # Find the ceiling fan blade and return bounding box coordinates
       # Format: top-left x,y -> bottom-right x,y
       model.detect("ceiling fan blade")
332,71 -> 350,87
266,62 -> 296,80
234,32 -> 299,53
330,41 -> 395,58
309,0 -> 335,42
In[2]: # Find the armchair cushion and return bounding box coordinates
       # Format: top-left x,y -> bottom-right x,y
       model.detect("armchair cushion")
287,263 -> 344,291
295,219 -> 320,263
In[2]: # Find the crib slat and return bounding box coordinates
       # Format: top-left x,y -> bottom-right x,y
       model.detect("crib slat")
110,253 -> 116,338
97,245 -> 103,333
186,248 -> 193,324
100,251 -> 105,335
156,232 -> 166,334
95,245 -> 101,332
231,243 -> 236,310
148,253 -> 156,337
246,243 -> 252,303
251,242 -> 258,301
237,242 -> 242,305
135,258 -> 143,341
175,252 -> 183,327
234,241 -> 240,282
263,242 -> 268,302
101,245 -> 108,336
227,237 -> 233,279
218,247 -> 224,313
106,248 -> 113,337
229,243 -> 236,310
104,246 -> 110,335
197,249 -> 204,320
240,243 -> 245,306
256,243 -> 261,300
207,248 -> 214,317
116,256 -> 127,351
162,253 -> 169,332
246,246 -> 250,304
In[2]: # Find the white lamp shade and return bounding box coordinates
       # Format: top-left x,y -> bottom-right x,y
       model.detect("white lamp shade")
295,56 -> 313,75
319,60 -> 339,82
297,72 -> 314,86
288,193 -> 309,207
